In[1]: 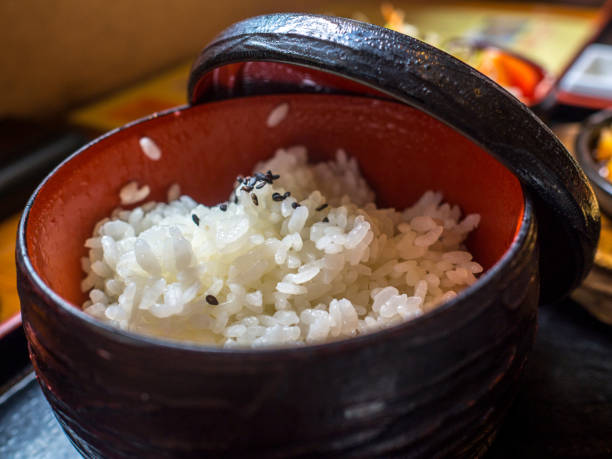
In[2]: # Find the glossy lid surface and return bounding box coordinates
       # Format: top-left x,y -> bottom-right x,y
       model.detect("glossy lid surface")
188,13 -> 600,303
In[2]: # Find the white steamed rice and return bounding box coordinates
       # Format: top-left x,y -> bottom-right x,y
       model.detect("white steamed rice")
81,146 -> 482,347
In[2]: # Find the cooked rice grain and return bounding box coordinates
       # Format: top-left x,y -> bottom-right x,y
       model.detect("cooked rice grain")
266,103 -> 290,128
119,181 -> 150,206
139,136 -> 162,161
81,147 -> 482,347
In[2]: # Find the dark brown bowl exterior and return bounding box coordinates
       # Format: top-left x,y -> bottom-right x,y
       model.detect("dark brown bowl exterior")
17,195 -> 538,458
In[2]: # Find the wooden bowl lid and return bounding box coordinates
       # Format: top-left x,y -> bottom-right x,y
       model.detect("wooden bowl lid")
187,13 -> 599,303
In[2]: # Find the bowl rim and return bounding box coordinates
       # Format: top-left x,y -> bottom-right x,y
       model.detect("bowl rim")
442,38 -> 554,105
17,96 -> 534,357
575,109 -> 612,206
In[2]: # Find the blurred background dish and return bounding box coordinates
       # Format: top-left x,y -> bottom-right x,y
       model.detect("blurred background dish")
381,4 -> 554,106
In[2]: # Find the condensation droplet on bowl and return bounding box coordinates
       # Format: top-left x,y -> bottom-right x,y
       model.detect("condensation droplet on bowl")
266,103 -> 290,128
344,400 -> 385,419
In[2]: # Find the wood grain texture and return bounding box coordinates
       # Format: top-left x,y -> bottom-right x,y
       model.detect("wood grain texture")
0,0 -> 323,117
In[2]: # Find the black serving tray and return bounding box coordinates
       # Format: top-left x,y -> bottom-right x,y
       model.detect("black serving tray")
0,370 -> 79,459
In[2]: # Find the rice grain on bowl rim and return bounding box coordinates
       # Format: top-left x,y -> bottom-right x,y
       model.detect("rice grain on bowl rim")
81,146 -> 482,347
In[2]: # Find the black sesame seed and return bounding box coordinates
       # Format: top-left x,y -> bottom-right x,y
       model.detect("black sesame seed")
316,203 -> 328,211
251,194 -> 259,206
255,181 -> 266,189
283,191 -> 290,198
237,176 -> 244,184
241,185 -> 253,192
205,295 -> 219,305
234,196 -> 239,204
255,172 -> 267,181
272,192 -> 284,202
246,177 -> 257,187
322,217 -> 329,223
192,214 -> 200,226
219,203 -> 227,211
291,202 -> 300,209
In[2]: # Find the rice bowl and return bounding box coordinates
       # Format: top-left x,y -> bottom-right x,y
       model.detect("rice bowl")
15,91 -> 552,458
16,78 -> 587,458
81,145 -> 482,347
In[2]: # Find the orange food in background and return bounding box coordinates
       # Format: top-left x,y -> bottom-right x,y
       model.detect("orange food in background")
0,214 -> 21,323
381,3 -> 542,105
478,50 -> 513,88
381,2 -> 405,30
477,49 -> 541,102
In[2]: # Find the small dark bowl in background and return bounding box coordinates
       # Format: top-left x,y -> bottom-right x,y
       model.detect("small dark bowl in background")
575,109 -> 612,217
444,38 -> 554,109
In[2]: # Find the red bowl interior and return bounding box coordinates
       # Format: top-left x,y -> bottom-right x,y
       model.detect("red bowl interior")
26,94 -> 524,308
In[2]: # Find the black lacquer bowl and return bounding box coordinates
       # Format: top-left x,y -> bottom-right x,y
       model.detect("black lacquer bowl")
16,14 -> 599,458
